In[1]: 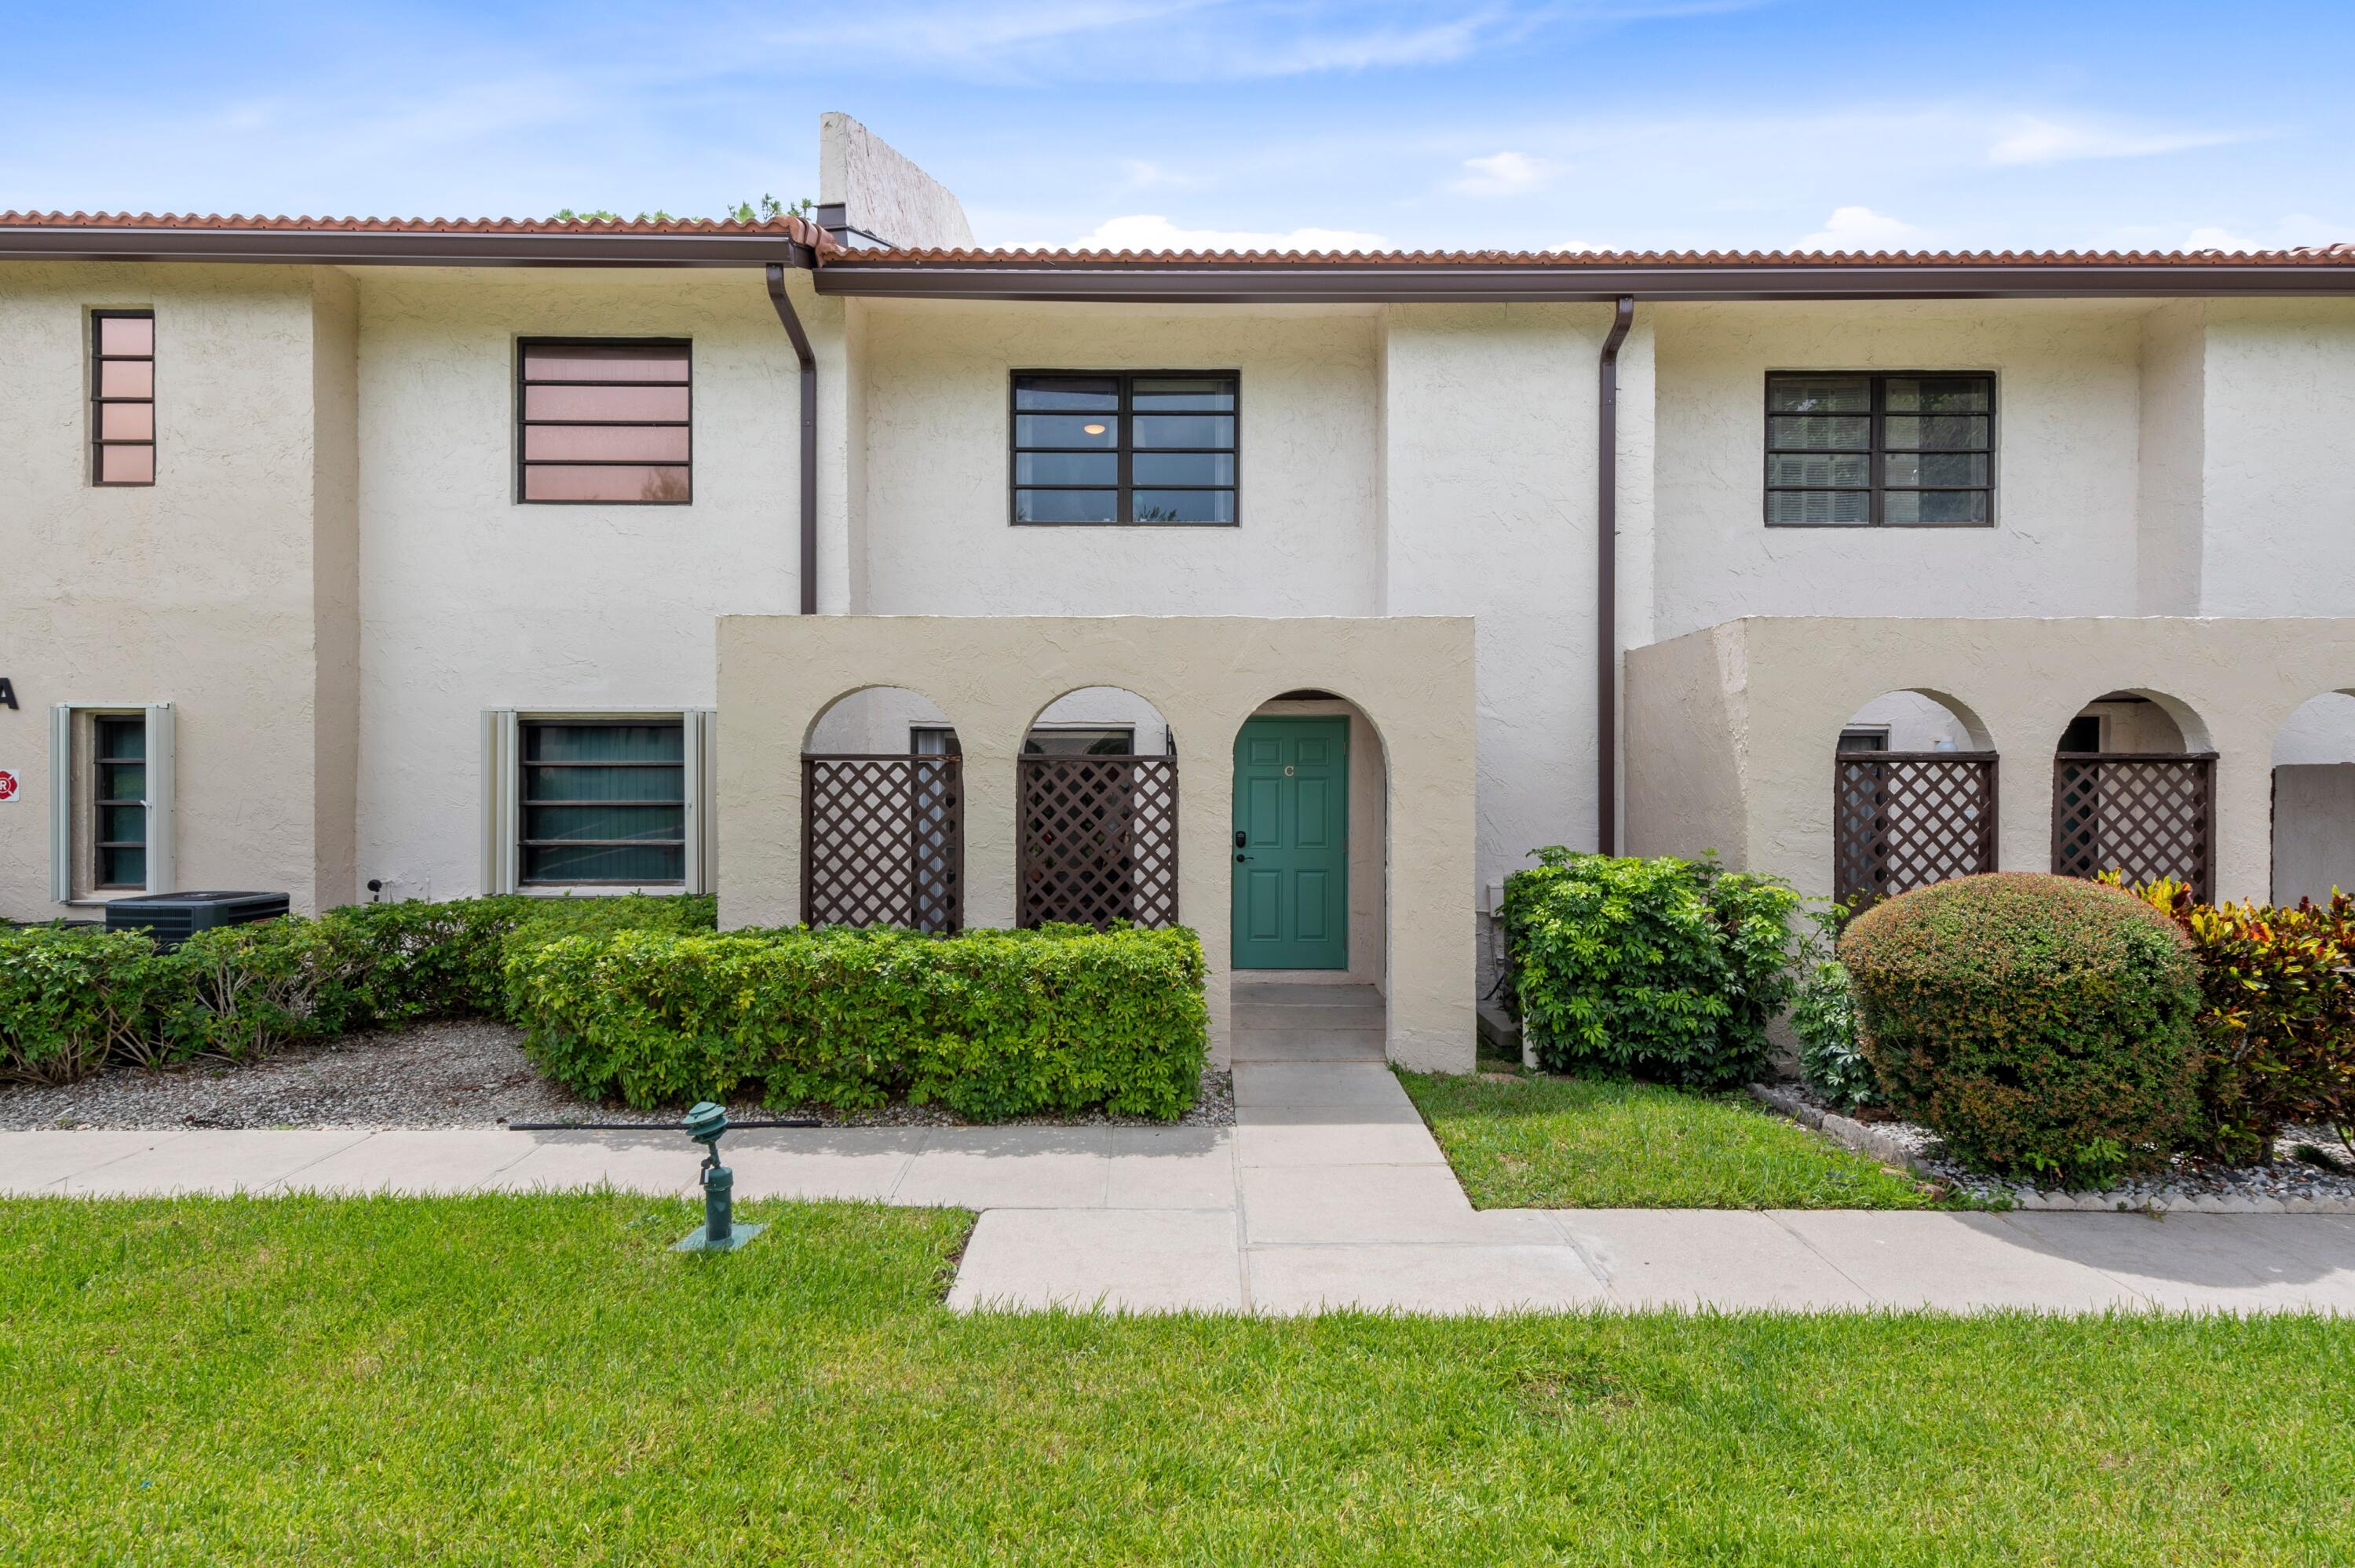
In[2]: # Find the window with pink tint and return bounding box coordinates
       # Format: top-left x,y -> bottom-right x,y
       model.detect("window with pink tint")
517,338 -> 692,504
92,310 -> 155,486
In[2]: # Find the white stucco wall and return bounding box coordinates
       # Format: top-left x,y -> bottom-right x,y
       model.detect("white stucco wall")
2273,691 -> 2355,764
352,268 -> 802,900
1842,691 -> 1975,752
818,111 -> 976,250
1378,302 -> 1645,911
0,262 -> 353,918
854,301 -> 1380,618
2136,301 -> 2206,614
1650,301 -> 2148,641
1627,616 -> 2355,906
2198,299 -> 2355,617
2273,764 -> 2355,906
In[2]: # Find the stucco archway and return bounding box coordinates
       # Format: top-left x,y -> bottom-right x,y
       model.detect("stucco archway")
717,615 -> 1477,1071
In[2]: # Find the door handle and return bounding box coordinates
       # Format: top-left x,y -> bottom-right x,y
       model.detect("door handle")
1235,853 -> 1253,862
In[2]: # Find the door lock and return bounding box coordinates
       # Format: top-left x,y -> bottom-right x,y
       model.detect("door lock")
1233,830 -> 1247,848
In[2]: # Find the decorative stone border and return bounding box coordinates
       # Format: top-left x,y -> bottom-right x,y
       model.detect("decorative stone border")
1747,1082 -> 2355,1215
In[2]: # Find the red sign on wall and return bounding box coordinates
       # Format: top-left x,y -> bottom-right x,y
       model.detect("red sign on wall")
0,769 -> 17,802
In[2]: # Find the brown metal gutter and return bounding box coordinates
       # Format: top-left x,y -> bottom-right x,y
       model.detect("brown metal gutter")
812,259 -> 2355,304
0,224 -> 814,268
767,254 -> 820,616
1596,297 -> 1634,856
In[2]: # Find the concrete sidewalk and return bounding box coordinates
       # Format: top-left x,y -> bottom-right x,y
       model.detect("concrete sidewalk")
6,1061 -> 2353,1315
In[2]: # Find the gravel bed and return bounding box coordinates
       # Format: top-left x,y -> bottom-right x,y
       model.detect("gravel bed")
1757,1080 -> 2355,1212
0,1020 -> 1235,1132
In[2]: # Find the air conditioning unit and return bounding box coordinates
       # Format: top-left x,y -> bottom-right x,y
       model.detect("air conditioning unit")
104,891 -> 290,949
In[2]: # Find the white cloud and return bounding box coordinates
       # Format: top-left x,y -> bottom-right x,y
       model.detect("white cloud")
1024,213 -> 1391,253
1796,206 -> 1925,252
1117,159 -> 1207,192
1451,151 -> 1550,197
2181,213 -> 2347,253
1985,115 -> 2251,166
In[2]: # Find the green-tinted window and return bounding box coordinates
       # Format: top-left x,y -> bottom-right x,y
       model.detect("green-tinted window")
1765,373 -> 1994,527
520,720 -> 685,884
1012,372 -> 1238,526
93,716 -> 146,888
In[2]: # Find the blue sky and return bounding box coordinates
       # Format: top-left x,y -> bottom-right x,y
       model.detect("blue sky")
3,0 -> 2350,253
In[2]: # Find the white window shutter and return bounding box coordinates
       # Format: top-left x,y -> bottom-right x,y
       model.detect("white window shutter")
682,709 -> 714,894
142,703 -> 175,894
481,709 -> 517,895
48,706 -> 73,904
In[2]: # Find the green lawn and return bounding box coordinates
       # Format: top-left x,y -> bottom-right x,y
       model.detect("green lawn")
1400,1069 -> 1949,1209
4,1196 -> 2350,1563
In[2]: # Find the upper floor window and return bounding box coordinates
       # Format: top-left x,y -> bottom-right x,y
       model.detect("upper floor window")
1765,373 -> 1994,526
92,310 -> 155,486
1011,372 -> 1237,526
517,339 -> 691,504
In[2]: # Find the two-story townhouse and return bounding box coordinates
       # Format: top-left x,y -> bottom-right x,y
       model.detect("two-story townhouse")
7,113 -> 2355,1069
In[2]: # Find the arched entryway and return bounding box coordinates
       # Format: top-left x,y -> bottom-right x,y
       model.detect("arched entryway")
1015,687 -> 1179,929
1831,689 -> 1997,906
801,686 -> 962,930
1229,690 -> 1393,1066
2051,689 -> 2216,897
2271,691 -> 2355,905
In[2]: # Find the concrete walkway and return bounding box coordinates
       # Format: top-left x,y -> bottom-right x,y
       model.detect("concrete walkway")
6,1056 -> 2353,1315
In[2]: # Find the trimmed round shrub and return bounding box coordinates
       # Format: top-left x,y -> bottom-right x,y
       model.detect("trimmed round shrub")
1838,873 -> 2201,1183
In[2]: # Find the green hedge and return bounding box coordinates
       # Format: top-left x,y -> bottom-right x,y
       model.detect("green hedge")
1840,873 -> 2202,1184
1500,849 -> 1802,1090
507,924 -> 1209,1121
0,895 -> 717,1082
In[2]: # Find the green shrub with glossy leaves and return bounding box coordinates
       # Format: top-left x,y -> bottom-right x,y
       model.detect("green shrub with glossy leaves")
1501,849 -> 1803,1089
507,922 -> 1208,1120
1840,873 -> 2201,1183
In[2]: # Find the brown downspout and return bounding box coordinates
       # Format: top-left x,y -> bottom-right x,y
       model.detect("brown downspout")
1596,295 -> 1635,855
767,253 -> 820,615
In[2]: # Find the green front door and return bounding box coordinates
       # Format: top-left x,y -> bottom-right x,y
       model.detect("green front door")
1232,717 -> 1349,969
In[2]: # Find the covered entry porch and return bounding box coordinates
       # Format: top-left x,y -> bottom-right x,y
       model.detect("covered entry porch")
1624,615 -> 2355,904
714,614 -> 1477,1070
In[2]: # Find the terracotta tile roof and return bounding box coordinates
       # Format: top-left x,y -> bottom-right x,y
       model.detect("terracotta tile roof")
0,209 -> 835,252
834,242 -> 2355,267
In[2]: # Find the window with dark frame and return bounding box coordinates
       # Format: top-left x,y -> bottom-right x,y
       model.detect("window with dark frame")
1765,372 -> 1994,526
517,340 -> 692,504
518,720 -> 686,884
1012,371 -> 1237,525
91,311 -> 155,486
93,715 -> 147,889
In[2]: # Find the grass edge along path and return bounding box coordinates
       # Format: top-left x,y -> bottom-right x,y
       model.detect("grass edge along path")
3,1193 -> 2348,1565
1399,1068 -> 1952,1209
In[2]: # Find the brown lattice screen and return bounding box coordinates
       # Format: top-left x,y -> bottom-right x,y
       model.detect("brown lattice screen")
2052,753 -> 2216,901
1833,753 -> 1999,906
1017,756 -> 1180,928
801,755 -> 962,931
